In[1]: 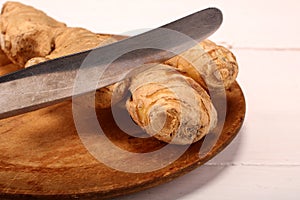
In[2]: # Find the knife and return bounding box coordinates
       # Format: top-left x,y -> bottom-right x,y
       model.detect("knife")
0,8 -> 222,120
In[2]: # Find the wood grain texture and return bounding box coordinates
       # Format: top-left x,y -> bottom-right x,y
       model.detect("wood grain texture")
0,66 -> 245,199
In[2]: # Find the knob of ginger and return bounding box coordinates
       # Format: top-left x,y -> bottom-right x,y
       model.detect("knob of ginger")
0,2 -> 66,67
164,40 -> 238,91
126,64 -> 217,144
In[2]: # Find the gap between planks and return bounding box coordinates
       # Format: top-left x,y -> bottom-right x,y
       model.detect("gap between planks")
215,42 -> 300,52
204,163 -> 300,167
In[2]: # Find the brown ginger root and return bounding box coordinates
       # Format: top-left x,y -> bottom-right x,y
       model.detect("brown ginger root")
164,40 -> 238,91
0,2 -> 66,67
126,64 -> 217,145
0,2 -> 115,64
44,28 -> 115,61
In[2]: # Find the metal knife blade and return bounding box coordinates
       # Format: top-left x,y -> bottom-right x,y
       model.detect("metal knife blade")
0,8 -> 222,119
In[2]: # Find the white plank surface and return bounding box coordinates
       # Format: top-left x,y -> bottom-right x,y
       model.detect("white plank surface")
1,0 -> 300,199
114,165 -> 300,200
5,0 -> 300,48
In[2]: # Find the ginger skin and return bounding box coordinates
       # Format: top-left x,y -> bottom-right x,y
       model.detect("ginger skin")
126,64 -> 217,144
0,2 -> 239,144
0,2 -> 66,67
164,40 -> 238,91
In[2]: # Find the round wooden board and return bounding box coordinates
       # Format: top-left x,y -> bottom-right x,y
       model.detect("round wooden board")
0,70 -> 245,199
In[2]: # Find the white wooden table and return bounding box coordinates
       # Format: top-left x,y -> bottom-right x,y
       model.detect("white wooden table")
4,0 -> 300,199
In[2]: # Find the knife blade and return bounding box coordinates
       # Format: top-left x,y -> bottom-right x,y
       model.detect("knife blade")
0,8 -> 222,120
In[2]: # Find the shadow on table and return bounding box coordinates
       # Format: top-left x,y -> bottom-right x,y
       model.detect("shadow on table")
113,126 -> 246,200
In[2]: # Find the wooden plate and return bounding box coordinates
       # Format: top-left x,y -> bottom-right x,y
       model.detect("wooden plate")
0,63 -> 245,199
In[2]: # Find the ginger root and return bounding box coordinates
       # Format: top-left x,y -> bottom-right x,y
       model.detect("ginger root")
0,2 -> 66,67
164,40 -> 238,91
0,2 -> 239,145
126,64 -> 217,144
